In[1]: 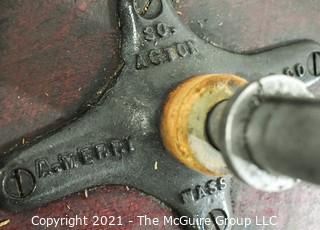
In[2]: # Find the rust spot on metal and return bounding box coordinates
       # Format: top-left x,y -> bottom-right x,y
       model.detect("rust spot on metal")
161,74 -> 247,176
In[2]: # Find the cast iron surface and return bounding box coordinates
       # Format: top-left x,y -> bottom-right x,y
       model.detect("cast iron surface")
1,0 -> 320,229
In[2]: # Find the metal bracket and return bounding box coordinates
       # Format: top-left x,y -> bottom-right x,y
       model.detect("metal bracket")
1,0 -> 320,229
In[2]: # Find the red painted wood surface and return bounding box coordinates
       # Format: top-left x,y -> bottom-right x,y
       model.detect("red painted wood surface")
0,0 -> 121,154
0,186 -> 180,230
1,0 -> 320,229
